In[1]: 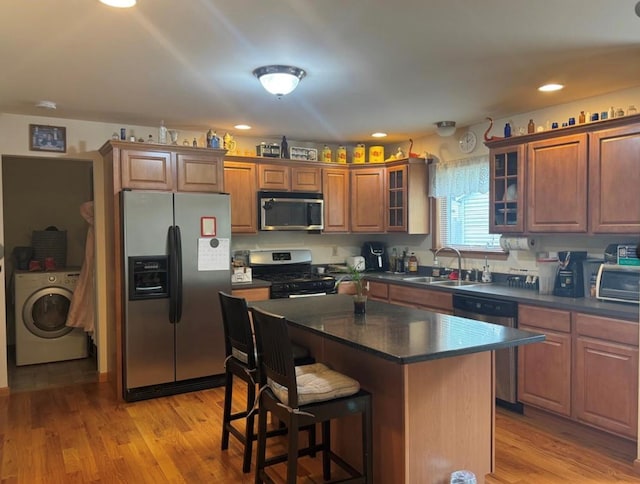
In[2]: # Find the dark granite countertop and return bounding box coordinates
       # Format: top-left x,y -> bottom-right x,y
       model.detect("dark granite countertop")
251,294 -> 544,364
364,273 -> 639,321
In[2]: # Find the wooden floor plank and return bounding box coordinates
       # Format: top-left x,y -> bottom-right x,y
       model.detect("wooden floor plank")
0,381 -> 639,483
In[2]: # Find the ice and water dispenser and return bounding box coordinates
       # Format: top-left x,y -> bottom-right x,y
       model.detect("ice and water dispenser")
128,256 -> 169,300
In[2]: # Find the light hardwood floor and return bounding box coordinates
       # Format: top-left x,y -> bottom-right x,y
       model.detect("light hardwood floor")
0,380 -> 639,483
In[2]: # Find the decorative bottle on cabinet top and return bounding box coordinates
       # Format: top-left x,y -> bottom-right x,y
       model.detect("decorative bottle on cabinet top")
159,120 -> 167,144
527,119 -> 535,134
280,136 -> 289,159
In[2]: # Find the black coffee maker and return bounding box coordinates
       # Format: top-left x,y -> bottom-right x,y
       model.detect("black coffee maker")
361,242 -> 388,272
553,251 -> 587,298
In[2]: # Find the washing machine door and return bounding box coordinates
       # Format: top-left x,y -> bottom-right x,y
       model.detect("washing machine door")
22,287 -> 74,339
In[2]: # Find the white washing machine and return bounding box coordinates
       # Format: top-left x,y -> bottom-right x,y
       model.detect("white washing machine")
14,269 -> 88,366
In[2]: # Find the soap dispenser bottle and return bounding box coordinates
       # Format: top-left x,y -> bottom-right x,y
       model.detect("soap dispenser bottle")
481,256 -> 493,283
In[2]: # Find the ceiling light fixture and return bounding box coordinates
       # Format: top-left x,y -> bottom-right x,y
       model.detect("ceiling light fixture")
234,124 -> 251,130
371,132 -> 387,138
538,83 -> 564,92
36,100 -> 57,110
99,0 -> 136,7
253,65 -> 306,97
435,121 -> 456,137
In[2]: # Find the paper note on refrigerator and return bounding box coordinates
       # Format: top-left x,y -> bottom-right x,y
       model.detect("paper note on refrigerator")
197,237 -> 230,271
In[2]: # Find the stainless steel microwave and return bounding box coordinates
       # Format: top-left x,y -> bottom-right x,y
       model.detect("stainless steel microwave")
596,264 -> 640,304
258,191 -> 324,231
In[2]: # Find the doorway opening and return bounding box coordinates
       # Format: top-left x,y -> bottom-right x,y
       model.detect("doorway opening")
2,155 -> 97,392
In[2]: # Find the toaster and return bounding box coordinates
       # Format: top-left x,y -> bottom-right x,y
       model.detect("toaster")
346,256 -> 366,272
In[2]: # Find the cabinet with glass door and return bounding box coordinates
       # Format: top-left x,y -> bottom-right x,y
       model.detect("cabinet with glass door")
385,159 -> 429,234
489,145 -> 525,233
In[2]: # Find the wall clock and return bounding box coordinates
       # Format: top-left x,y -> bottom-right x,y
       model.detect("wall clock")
458,130 -> 477,154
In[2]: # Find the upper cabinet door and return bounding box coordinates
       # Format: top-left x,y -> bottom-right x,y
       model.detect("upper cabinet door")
350,167 -> 385,232
176,152 -> 224,193
224,162 -> 258,234
121,149 -> 174,191
291,166 -> 322,192
589,124 -> 640,233
322,167 -> 350,232
526,134 -> 588,233
258,163 -> 290,191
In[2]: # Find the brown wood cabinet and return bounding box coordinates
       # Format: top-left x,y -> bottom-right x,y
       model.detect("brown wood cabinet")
291,166 -> 322,192
489,145 -> 525,233
517,305 -> 572,416
258,162 -> 322,192
487,115 -> 640,234
367,280 -> 389,302
258,163 -> 290,190
526,133 -> 588,232
388,284 -> 453,314
574,312 -> 638,439
589,123 -> 640,233
104,140 -> 225,193
175,151 -> 224,193
350,166 -> 385,233
322,167 -> 350,232
223,161 -> 258,234
385,159 -> 429,234
232,286 -> 270,301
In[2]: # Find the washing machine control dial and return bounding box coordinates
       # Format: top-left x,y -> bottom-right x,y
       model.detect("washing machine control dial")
48,275 -> 57,283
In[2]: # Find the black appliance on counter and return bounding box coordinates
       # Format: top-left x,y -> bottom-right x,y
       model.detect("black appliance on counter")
249,249 -> 336,298
361,242 -> 388,272
553,251 -> 587,298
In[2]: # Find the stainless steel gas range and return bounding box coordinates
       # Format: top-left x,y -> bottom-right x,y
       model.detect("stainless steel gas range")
249,249 -> 336,298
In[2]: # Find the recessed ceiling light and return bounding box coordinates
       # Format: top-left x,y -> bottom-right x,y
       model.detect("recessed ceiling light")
35,100 -> 57,109
234,124 -> 251,130
538,83 -> 564,92
371,132 -> 387,138
99,0 -> 136,8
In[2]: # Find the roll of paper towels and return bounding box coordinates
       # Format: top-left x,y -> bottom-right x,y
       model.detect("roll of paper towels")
499,236 -> 536,251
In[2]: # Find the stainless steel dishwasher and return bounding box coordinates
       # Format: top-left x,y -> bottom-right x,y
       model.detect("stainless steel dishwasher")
452,293 -> 521,412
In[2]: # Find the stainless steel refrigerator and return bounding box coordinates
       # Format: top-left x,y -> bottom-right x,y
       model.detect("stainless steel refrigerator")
121,190 -> 231,401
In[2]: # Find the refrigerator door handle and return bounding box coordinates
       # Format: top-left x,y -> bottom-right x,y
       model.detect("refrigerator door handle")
168,225 -> 178,324
174,225 -> 183,323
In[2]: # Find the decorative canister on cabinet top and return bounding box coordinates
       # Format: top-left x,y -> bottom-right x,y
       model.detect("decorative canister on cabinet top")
369,145 -> 384,163
322,145 -> 332,163
337,146 -> 347,163
353,144 -> 366,163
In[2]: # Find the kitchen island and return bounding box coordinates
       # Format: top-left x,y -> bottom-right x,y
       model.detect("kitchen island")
252,294 -> 544,484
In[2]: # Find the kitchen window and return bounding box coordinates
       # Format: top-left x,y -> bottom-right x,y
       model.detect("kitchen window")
429,155 -> 503,254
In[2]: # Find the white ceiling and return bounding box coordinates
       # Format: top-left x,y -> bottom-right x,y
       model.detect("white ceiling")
2,0 -> 640,144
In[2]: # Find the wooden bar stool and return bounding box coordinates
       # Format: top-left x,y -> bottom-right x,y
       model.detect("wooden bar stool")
218,292 -> 314,473
251,306 -> 373,484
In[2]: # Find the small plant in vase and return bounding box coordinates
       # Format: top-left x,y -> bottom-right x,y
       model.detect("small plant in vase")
336,265 -> 369,314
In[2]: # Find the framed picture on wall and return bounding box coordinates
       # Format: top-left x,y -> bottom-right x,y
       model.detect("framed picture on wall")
29,124 -> 67,153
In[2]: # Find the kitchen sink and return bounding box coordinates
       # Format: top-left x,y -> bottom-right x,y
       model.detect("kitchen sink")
402,276 -> 439,283
429,279 -> 479,287
401,276 -> 480,287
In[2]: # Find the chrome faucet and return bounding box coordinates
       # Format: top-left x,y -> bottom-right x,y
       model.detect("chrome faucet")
434,246 -> 462,280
